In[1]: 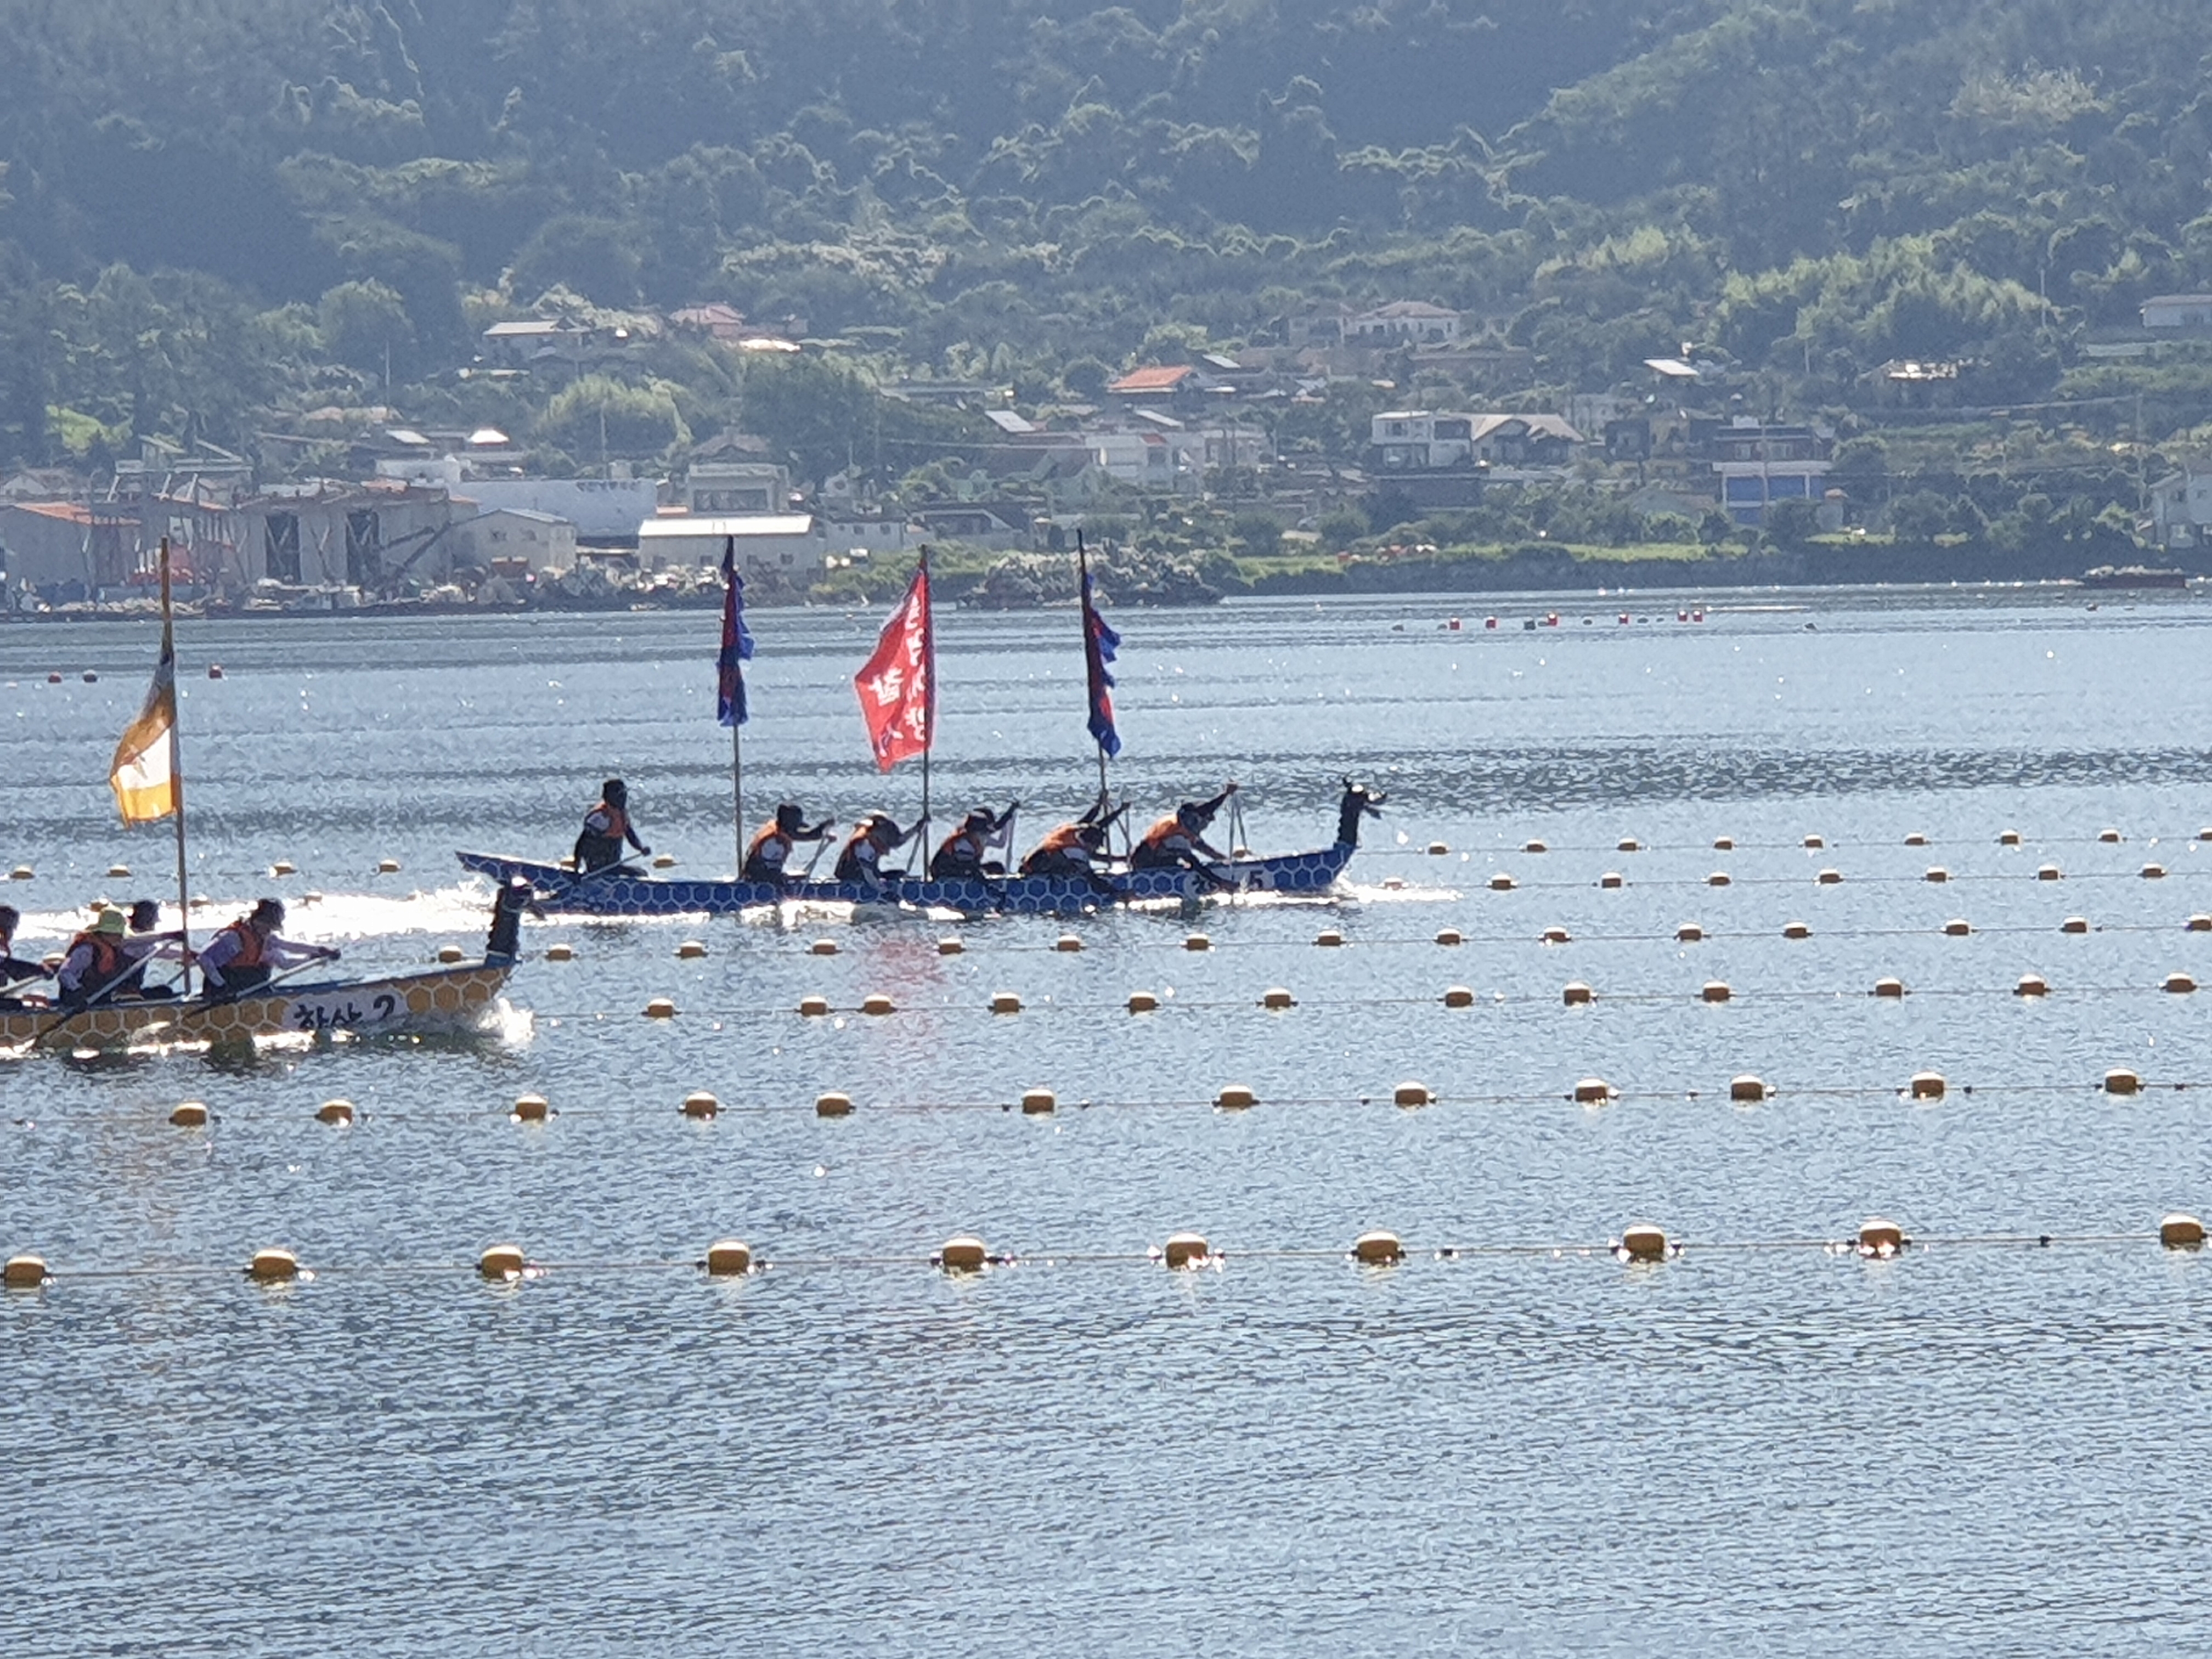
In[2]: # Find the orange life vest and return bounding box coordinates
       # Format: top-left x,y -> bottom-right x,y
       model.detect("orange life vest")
747,822 -> 793,869
1137,815 -> 1189,857
67,930 -> 125,983
589,801 -> 629,842
1038,823 -> 1088,855
220,919 -> 267,969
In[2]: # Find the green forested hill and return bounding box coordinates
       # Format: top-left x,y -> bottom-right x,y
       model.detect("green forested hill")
1,0 -> 2209,472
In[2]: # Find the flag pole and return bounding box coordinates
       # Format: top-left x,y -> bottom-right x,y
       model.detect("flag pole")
726,544 -> 744,873
160,540 -> 193,996
918,543 -> 934,830
1080,536 -> 1108,800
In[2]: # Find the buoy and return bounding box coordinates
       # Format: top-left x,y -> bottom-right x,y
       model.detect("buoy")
810,939 -> 839,956
3,1254 -> 48,1289
1816,868 -> 1842,885
1999,829 -> 2022,846
682,1091 -> 719,1119
651,854 -> 677,869
2160,1214 -> 2205,1250
1127,990 -> 1159,1013
705,1239 -> 752,1276
1730,1075 -> 1769,1102
1617,837 -> 1641,852
1352,1230 -> 1404,1265
2037,864 -> 2062,882
247,1248 -> 300,1283
271,860 -> 296,877
2061,916 -> 2090,934
1054,934 -> 1082,952
1260,986 -> 1295,1010
798,995 -> 830,1017
1713,836 -> 1734,850
1782,921 -> 1810,939
1599,872 -> 1624,889
1803,834 -> 1824,849
2191,915 -> 2212,933
861,992 -> 895,1015
1541,926 -> 1570,944
2166,972 -> 2198,995
377,858 -> 401,873
1436,928 -> 1464,946
106,864 -> 130,878
545,943 -> 574,962
938,937 -> 963,956
44,670 -> 60,684
990,991 -> 1022,1015
1904,833 -> 1928,847
1442,986 -> 1475,1008
1163,1232 -> 1210,1269
1184,933 -> 1211,951
1707,871 -> 1730,887
1925,867 -> 1950,884
1858,1218 -> 1904,1256
7,866 -> 29,882
2099,828 -> 2123,844
1216,1084 -> 1257,1109
436,944 -> 464,963
936,1235 -> 988,1272
512,1094 -> 550,1122
81,670 -> 97,684
1427,841 -> 1449,855
1701,980 -> 1731,1003
1020,1088 -> 1056,1115
207,663 -> 224,679
478,1244 -> 526,1281
1619,1224 -> 1668,1262
1574,1077 -> 1616,1104
2106,1068 -> 2142,1096
1943,918 -> 1971,936
2143,864 -> 2168,880
1393,1082 -> 1431,1108
2015,974 -> 2050,997
1909,1071 -> 1946,1101
1383,876 -> 1406,890
316,1098 -> 354,1126
1562,981 -> 1593,1006
1523,839 -> 1548,854
1676,922 -> 1703,942
1315,929 -> 1344,948
170,1101 -> 209,1127
644,996 -> 677,1019
677,940 -> 706,959
1488,874 -> 1515,891
814,1091 -> 854,1118
1873,977 -> 1906,998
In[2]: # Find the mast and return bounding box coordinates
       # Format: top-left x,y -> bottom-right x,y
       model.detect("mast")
160,541 -> 193,995
1081,537 -> 1108,800
918,542 -> 934,830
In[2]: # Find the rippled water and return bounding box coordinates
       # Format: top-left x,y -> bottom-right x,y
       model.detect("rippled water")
7,587 -> 2212,1653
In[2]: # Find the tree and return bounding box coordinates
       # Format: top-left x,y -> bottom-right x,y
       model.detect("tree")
317,280 -> 414,377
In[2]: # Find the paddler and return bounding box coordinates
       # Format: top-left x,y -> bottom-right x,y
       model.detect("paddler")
1019,794 -> 1127,878
929,803 -> 1019,880
834,811 -> 927,889
115,899 -> 187,999
1128,782 -> 1239,874
198,898 -> 338,997
0,904 -> 45,988
54,906 -> 133,1006
573,777 -> 651,872
742,803 -> 837,885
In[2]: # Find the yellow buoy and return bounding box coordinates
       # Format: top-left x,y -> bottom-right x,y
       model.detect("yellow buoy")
1127,990 -> 1159,1013
2099,828 -> 2123,844
1184,933 -> 1211,951
644,996 -> 677,1019
437,944 -> 465,964
1713,836 -> 1735,850
1803,834 -> 1824,849
1352,1229 -> 1403,1265
1574,1077 -> 1616,1104
1261,986 -> 1295,1010
1541,926 -> 1570,944
1617,837 -> 1641,853
1523,839 -> 1548,854
106,863 -> 131,878
1562,981 -> 1593,1006
1782,921 -> 1811,940
1873,977 -> 1906,998
652,854 -> 677,869
1054,934 -> 1083,952
1382,876 -> 1406,891
2143,864 -> 2168,880
1393,1081 -> 1432,1108
3,1254 -> 48,1289
1925,867 -> 1950,884
1730,1075 -> 1769,1102
1599,872 -> 1624,889
478,1244 -> 526,1280
1442,986 -> 1475,1008
682,1091 -> 719,1119
512,1093 -> 550,1122
1999,829 -> 2022,846
316,1098 -> 354,1126
247,1248 -> 300,1283
1909,1071 -> 1946,1101
7,866 -> 29,882
302,891 -> 322,905
861,992 -> 895,1015
1904,833 -> 1928,847
1619,1224 -> 1668,1262
815,1092 -> 854,1118
677,940 -> 706,960
1163,1232 -> 1210,1269
1488,873 -> 1515,891
1707,871 -> 1731,887
937,1235 -> 988,1272
1020,1088 -> 1056,1115
545,943 -> 575,962
2015,974 -> 2050,997
270,861 -> 297,877
377,857 -> 402,873
705,1239 -> 753,1276
2188,915 -> 2212,933
169,1101 -> 209,1127
2160,1214 -> 2205,1250
1676,922 -> 1704,942
1216,1084 -> 1257,1110
2061,916 -> 2090,934
1314,929 -> 1344,948
2037,864 -> 2062,882
2165,972 -> 2197,995
809,938 -> 839,956
1816,868 -> 1842,885
1427,840 -> 1449,855
1701,980 -> 1731,1003
799,995 -> 830,1017
2106,1068 -> 2142,1096
938,937 -> 964,956
1437,928 -> 1464,946
1943,918 -> 1971,936
990,991 -> 1022,1015
1858,1218 -> 1904,1255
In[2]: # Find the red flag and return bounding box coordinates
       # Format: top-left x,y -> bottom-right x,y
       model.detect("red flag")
854,558 -> 933,771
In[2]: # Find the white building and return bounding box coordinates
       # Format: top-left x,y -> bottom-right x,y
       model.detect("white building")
635,513 -> 829,578
455,478 -> 662,540
1368,411 -> 1582,471
454,506 -> 577,573
2142,295 -> 2212,330
1349,301 -> 1462,347
2150,468 -> 2212,548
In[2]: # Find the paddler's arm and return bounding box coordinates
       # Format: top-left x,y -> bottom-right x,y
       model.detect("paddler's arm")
624,819 -> 651,855
264,935 -> 340,968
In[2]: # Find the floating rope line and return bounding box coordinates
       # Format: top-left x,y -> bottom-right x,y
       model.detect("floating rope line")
1361,829 -> 2212,857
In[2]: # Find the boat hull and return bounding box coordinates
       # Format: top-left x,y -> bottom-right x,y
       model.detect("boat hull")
2,962 -> 513,1052
456,845 -> 1358,917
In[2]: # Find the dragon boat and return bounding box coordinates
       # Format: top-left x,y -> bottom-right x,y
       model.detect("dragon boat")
460,782 -> 1384,918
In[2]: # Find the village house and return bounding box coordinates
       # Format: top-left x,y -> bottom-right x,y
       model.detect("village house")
2141,295 -> 2212,330
634,512 -> 830,580
229,480 -> 464,589
1348,301 -> 1462,347
1690,417 -> 1834,526
2149,466 -> 2212,549
452,505 -> 577,574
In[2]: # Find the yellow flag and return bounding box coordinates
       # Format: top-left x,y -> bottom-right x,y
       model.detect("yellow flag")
109,631 -> 178,823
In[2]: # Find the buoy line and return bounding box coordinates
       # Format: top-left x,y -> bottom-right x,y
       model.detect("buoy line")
7,1218 -> 2205,1293
1363,830 -> 2208,856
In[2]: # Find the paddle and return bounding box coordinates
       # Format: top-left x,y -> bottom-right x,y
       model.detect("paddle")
24,950 -> 163,1049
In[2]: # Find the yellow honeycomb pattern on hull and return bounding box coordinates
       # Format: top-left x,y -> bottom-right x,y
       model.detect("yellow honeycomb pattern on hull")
0,966 -> 510,1051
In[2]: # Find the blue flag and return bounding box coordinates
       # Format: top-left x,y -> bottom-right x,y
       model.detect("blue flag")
718,539 -> 754,727
1080,551 -> 1121,757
